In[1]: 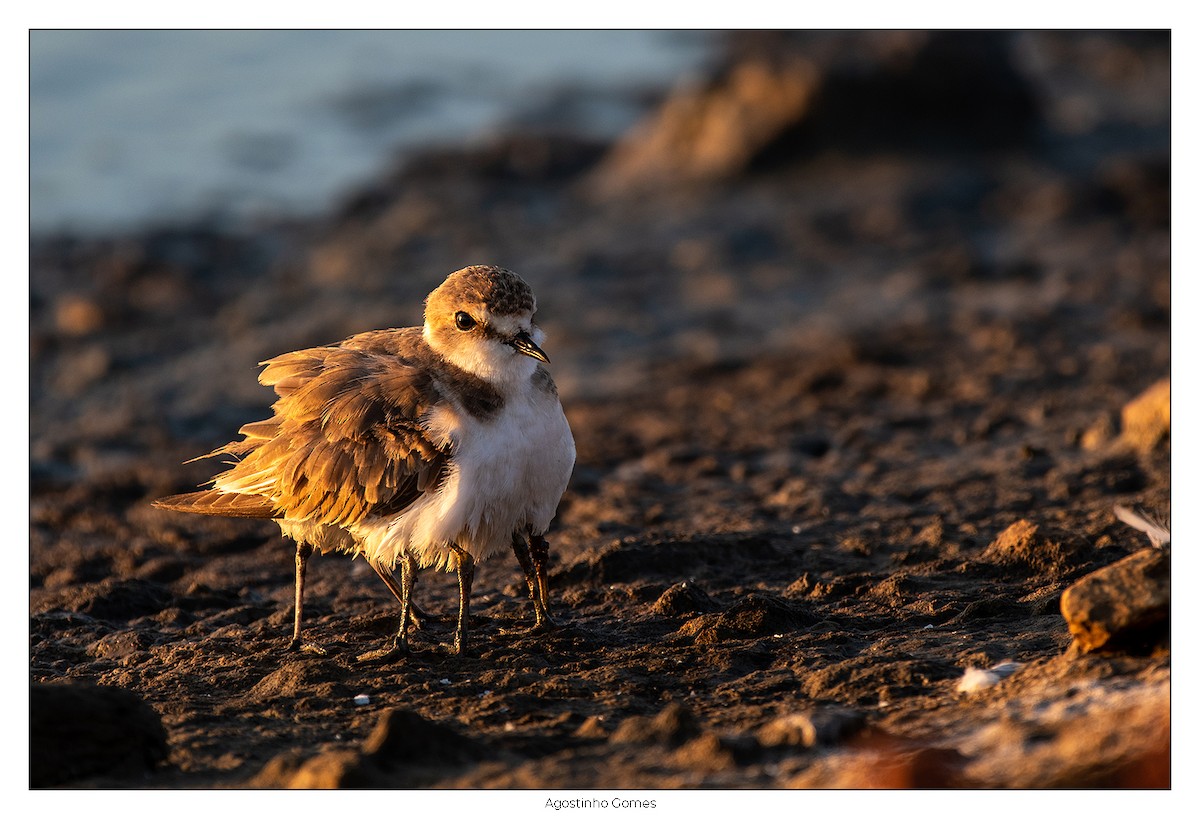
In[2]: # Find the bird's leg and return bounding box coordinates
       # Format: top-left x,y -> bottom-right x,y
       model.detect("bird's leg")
511,530 -> 539,600
368,557 -> 429,631
449,545 -> 475,656
358,554 -> 420,663
529,527 -> 555,622
285,542 -> 326,656
502,530 -> 554,634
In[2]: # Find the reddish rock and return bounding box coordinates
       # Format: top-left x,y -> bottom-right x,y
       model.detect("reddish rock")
1060,548 -> 1170,653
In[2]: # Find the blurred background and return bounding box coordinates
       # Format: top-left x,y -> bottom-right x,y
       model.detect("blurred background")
31,30 -> 712,235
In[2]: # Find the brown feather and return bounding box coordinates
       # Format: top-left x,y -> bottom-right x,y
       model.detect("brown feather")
151,490 -> 277,519
155,326 -> 490,532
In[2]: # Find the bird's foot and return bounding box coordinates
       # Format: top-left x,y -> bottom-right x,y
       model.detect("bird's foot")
437,638 -> 471,657
356,641 -> 408,664
283,638 -> 328,657
409,603 -> 439,630
499,616 -> 558,637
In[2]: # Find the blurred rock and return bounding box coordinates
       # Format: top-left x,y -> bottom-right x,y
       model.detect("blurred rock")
668,733 -> 738,772
1060,547 -> 1169,653
588,51 -> 819,195
589,31 -> 1039,196
282,750 -> 373,788
54,294 -> 105,336
1080,412 -> 1118,450
252,708 -> 489,788
1121,378 -> 1170,453
756,707 -> 864,748
30,681 -> 168,786
362,708 -> 488,767
609,702 -> 702,748
783,729 -> 973,788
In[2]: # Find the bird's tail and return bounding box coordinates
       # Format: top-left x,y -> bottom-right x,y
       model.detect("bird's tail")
151,489 -> 277,519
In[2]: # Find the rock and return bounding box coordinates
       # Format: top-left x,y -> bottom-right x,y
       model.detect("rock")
1121,379 -> 1170,452
30,682 -> 168,786
651,581 -> 720,616
588,31 -> 1038,196
284,750 -> 373,788
668,733 -> 738,772
756,707 -> 865,748
1060,547 -> 1170,653
587,53 -> 819,195
609,702 -> 702,748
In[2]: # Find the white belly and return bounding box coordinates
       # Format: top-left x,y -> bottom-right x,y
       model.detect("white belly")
354,385 -> 575,572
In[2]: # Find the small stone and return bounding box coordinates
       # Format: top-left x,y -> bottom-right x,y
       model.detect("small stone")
1060,548 -> 1170,653
353,694 -> 370,706
1120,379 -> 1169,452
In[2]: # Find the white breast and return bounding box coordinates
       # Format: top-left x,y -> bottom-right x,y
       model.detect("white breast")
354,378 -> 575,572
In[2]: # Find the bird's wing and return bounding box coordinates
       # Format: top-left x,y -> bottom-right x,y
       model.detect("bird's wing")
202,334 -> 449,527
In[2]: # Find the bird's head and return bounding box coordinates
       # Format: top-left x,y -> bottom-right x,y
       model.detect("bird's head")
424,265 -> 550,388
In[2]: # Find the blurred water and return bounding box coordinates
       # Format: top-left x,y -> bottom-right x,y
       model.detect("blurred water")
30,30 -> 712,236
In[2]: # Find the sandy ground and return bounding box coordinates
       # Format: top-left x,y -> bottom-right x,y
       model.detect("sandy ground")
29,31 -> 1170,789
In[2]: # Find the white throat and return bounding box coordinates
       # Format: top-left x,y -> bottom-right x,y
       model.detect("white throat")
424,321 -> 544,393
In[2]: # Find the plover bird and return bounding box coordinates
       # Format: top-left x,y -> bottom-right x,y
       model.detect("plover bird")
153,265 -> 576,657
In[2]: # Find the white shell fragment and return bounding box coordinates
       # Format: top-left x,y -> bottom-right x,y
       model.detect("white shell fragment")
1114,505 -> 1170,550
957,660 -> 1023,693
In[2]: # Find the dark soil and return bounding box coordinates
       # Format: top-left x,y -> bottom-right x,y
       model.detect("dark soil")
29,31 -> 1170,788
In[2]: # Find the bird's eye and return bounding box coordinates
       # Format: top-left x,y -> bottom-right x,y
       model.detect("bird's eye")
454,311 -> 477,331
